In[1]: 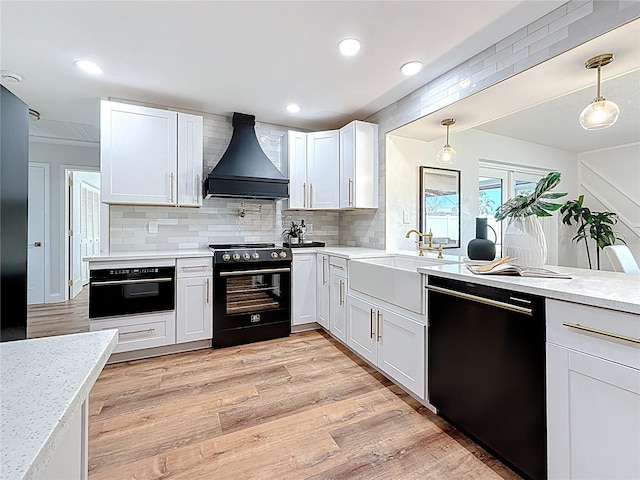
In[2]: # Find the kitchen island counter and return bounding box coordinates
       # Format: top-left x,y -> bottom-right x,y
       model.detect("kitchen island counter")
419,263 -> 640,315
1,330 -> 117,479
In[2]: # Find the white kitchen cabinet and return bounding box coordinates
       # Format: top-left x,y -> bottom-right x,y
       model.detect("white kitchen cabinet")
176,258 -> 213,343
546,299 -> 640,480
339,120 -> 378,209
90,311 -> 176,353
329,257 -> 347,342
316,253 -> 329,329
100,100 -> 203,207
292,252 -> 317,326
347,294 -> 425,398
287,129 -> 339,210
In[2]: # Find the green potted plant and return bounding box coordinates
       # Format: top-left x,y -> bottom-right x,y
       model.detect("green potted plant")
560,194 -> 625,270
282,221 -> 301,245
494,171 -> 567,267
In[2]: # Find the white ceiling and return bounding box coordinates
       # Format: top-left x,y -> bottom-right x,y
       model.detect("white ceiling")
391,19 -> 640,153
1,0 -> 564,133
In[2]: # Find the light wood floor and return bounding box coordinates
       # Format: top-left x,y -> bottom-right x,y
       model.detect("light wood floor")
88,331 -> 521,480
27,287 -> 90,339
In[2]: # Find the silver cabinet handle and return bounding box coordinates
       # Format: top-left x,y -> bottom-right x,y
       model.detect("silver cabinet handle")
92,277 -> 173,286
339,280 -> 344,306
563,323 -> 640,345
348,178 -> 353,206
119,328 -> 155,337
322,256 -> 327,285
220,267 -> 290,277
195,174 -> 201,204
377,311 -> 382,341
330,264 -> 344,270
170,173 -> 175,203
425,285 -> 533,316
370,308 -> 375,339
206,278 -> 210,304
303,183 -> 306,208
181,265 -> 209,270
310,183 -> 313,208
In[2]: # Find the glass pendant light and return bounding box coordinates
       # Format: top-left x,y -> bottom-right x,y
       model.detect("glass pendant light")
436,118 -> 457,165
579,53 -> 620,131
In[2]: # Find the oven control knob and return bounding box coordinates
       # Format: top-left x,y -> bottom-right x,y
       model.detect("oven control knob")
271,251 -> 278,259
252,252 -> 260,260
232,253 -> 241,261
243,253 -> 251,261
279,251 -> 287,259
222,253 -> 231,262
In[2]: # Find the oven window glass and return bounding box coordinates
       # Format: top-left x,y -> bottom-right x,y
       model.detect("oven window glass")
226,272 -> 284,315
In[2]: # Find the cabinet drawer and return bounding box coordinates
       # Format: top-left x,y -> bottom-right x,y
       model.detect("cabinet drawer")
176,257 -> 213,278
546,299 -> 639,369
329,256 -> 347,277
90,311 -> 176,353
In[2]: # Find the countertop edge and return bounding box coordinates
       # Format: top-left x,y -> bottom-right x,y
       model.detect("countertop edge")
419,266 -> 640,315
22,330 -> 118,480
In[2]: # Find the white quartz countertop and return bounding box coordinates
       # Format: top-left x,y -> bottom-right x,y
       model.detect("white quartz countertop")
84,248 -> 213,262
418,263 -> 640,315
1,330 -> 117,480
291,246 -> 388,259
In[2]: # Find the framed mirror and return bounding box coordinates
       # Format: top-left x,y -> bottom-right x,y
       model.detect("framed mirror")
419,166 -> 460,249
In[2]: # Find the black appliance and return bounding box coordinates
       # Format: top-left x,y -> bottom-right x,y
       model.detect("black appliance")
205,113 -> 289,200
89,266 -> 175,319
427,276 -> 546,480
1,86 -> 29,342
210,243 -> 291,348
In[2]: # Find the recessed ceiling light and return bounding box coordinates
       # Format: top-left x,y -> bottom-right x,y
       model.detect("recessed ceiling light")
401,61 -> 423,76
1,70 -> 23,83
338,38 -> 361,56
286,103 -> 301,114
75,60 -> 103,75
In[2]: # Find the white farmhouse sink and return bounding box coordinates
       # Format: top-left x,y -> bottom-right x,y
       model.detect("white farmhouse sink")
349,255 -> 457,314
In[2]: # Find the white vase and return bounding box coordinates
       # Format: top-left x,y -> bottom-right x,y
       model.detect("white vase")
503,216 -> 547,267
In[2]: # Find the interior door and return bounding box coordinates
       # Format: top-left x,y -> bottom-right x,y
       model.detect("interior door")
27,164 -> 47,304
69,172 -> 83,299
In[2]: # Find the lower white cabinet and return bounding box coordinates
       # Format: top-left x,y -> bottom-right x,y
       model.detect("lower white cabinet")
90,311 -> 176,353
546,299 -> 640,480
329,258 -> 348,343
316,254 -> 329,329
292,252 -> 317,326
347,294 -> 425,398
176,276 -> 213,343
176,257 -> 213,343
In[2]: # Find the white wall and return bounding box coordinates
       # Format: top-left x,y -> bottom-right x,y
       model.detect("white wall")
386,128 -> 579,265
28,139 -> 99,303
576,142 -> 640,270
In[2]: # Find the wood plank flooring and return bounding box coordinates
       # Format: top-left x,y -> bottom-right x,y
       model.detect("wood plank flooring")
88,331 -> 521,480
27,287 -> 90,339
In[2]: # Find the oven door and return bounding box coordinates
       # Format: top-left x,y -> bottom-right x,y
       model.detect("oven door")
214,262 -> 291,331
89,267 -> 175,318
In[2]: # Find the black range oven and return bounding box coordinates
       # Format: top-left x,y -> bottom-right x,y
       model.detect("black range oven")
210,243 -> 291,348
89,262 -> 175,319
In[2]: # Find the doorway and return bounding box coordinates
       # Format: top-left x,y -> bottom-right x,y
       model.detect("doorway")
27,163 -> 50,304
66,170 -> 100,299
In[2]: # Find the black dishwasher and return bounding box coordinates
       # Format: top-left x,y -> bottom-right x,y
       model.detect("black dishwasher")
427,276 -> 546,480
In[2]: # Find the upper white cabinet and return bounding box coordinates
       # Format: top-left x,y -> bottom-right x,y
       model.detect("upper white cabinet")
100,100 -> 203,207
287,130 -> 339,210
339,121 -> 378,209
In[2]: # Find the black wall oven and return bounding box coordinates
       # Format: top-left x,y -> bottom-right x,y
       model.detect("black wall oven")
211,244 -> 291,348
89,263 -> 175,319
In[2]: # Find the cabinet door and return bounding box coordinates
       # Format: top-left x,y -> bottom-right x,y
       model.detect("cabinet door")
547,344 -> 640,480
339,122 -> 355,208
329,273 -> 347,343
377,307 -> 425,398
346,295 -> 377,364
177,113 -> 203,207
176,276 -> 213,343
292,254 -> 317,326
100,100 -> 177,205
316,254 -> 330,329
340,121 -> 378,209
307,130 -> 339,209
288,130 -> 308,209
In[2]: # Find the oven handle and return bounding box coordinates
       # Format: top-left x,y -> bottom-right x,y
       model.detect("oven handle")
425,284 -> 533,316
91,277 -> 173,286
219,267 -> 291,277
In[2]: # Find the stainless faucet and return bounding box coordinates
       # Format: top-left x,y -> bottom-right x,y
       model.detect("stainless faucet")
405,229 -> 434,256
